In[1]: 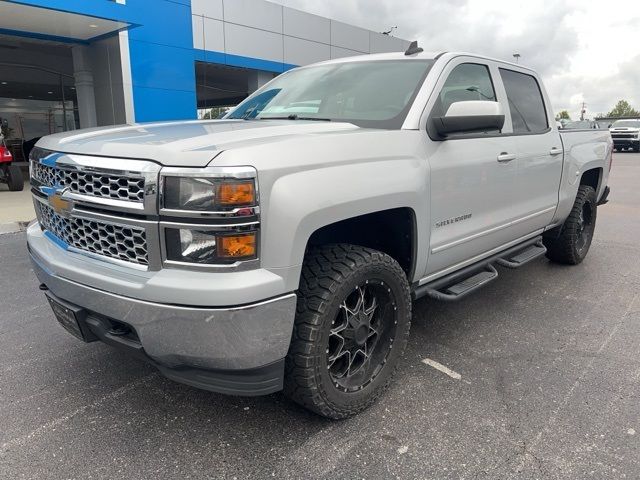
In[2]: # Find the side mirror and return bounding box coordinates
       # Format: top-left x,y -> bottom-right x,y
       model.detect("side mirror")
433,101 -> 505,137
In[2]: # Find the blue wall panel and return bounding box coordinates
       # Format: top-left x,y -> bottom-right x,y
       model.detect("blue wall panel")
126,0 -> 193,49
128,40 -> 196,92
132,86 -> 196,123
124,0 -> 197,121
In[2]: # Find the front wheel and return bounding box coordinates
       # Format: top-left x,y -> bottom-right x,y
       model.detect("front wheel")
543,185 -> 597,265
284,244 -> 411,419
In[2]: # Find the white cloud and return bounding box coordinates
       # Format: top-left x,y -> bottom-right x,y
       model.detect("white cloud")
273,0 -> 640,119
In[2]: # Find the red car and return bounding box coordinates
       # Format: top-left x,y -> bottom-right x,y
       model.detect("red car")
0,140 -> 23,191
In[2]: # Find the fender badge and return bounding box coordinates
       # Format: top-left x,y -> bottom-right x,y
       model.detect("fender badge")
49,190 -> 73,218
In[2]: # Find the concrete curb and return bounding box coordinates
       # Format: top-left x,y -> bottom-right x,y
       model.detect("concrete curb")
0,221 -> 30,235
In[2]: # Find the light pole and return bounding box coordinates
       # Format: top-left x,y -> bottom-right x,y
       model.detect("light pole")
513,53 -> 521,64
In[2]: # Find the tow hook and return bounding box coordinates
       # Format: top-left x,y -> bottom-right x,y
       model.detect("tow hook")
39,283 -> 49,291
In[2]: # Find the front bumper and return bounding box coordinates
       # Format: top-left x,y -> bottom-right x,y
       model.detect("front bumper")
612,138 -> 639,148
28,225 -> 297,396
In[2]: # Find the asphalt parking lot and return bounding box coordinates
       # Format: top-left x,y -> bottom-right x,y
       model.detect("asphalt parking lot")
1,154 -> 638,479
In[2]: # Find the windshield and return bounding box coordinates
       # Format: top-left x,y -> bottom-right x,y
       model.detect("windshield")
612,120 -> 640,128
226,60 -> 435,129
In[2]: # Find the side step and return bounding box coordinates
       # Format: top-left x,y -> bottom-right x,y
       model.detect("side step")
417,264 -> 498,302
413,235 -> 546,302
496,241 -> 547,269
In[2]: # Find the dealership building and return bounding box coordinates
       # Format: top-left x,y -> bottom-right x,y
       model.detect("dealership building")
0,0 -> 408,162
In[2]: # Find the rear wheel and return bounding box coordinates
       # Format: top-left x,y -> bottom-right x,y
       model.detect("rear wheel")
5,164 -> 23,191
543,185 -> 597,265
284,244 -> 411,419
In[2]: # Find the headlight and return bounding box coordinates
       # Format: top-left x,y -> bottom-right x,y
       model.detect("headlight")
160,167 -> 259,268
165,229 -> 257,264
163,176 -> 256,211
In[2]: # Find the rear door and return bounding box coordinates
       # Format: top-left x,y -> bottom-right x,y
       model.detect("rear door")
423,58 -> 520,276
499,67 -> 563,237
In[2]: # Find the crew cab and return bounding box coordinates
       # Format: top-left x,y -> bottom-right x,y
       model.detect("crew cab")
27,46 -> 612,419
609,118 -> 640,152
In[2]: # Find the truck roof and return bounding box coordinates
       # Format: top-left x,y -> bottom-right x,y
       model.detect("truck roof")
306,51 -> 536,74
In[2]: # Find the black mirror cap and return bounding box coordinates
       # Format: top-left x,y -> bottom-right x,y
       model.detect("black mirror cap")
433,114 -> 505,137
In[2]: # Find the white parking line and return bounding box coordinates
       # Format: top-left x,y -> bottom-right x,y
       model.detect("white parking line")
422,358 -> 461,380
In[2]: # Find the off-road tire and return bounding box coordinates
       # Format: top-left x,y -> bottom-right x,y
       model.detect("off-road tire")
6,165 -> 23,191
284,244 -> 411,419
544,185 -> 597,265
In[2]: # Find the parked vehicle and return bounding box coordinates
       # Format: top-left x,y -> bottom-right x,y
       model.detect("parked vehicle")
27,47 -> 612,419
0,123 -> 24,191
609,119 -> 640,152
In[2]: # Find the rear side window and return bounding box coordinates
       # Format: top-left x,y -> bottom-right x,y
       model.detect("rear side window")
499,69 -> 548,134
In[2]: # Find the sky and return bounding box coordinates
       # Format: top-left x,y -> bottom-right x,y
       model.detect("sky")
273,0 -> 640,119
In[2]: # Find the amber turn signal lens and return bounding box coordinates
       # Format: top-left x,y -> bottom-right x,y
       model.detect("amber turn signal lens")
218,182 -> 255,206
217,234 -> 257,259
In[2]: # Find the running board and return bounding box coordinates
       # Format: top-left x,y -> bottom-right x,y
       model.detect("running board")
496,241 -> 547,269
413,235 -> 545,302
417,264 -> 498,302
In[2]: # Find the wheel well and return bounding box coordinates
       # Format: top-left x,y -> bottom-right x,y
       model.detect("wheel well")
580,168 -> 602,191
306,208 -> 416,278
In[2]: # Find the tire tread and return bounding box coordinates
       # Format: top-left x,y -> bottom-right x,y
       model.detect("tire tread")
544,185 -> 596,265
284,244 -> 411,419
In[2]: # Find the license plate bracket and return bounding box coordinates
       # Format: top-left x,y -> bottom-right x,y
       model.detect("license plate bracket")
45,292 -> 92,342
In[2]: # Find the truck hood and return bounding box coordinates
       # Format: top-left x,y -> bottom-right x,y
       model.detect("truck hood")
610,127 -> 640,133
36,120 -> 360,167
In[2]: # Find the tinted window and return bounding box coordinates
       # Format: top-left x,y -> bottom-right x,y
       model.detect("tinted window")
499,69 -> 548,133
433,63 -> 496,116
227,60 -> 434,129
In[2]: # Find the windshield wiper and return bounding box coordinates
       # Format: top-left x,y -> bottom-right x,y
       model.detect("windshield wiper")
258,114 -> 331,121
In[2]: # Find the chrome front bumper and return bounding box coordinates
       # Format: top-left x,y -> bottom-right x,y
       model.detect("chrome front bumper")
28,233 -> 297,395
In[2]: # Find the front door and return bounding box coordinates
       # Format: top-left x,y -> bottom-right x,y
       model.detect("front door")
424,60 -> 520,277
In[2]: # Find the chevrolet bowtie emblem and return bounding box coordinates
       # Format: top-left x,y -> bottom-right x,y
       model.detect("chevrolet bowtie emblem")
49,190 -> 73,218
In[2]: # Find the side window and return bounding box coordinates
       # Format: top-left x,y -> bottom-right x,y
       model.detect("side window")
434,63 -> 497,117
499,69 -> 548,134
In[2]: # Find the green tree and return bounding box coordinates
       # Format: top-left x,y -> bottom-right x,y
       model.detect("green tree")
555,110 -> 571,121
606,100 -> 640,118
200,106 -> 231,120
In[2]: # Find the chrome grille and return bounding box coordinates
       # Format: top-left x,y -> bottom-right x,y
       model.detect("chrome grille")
31,161 -> 145,203
34,200 -> 149,266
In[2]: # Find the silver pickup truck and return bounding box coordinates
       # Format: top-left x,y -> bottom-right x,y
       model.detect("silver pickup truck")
27,47 -> 612,419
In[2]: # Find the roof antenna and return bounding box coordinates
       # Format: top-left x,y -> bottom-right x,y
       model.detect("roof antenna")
404,40 -> 423,56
